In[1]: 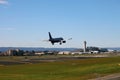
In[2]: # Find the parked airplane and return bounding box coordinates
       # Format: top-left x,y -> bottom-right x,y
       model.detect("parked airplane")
48,32 -> 66,45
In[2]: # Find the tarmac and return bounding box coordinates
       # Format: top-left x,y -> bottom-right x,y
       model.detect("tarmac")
89,73 -> 120,80
0,56 -> 99,65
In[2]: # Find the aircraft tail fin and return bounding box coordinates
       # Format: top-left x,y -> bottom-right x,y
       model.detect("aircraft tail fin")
48,32 -> 52,39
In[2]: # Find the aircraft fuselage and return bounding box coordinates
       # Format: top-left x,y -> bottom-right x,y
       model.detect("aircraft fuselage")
49,37 -> 63,43
48,32 -> 66,45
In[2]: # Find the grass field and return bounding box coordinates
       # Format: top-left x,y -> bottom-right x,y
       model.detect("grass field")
0,56 -> 120,80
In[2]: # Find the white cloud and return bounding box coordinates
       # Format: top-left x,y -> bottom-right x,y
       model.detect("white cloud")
0,0 -> 8,5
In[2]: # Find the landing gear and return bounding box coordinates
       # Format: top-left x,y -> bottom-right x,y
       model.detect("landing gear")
62,40 -> 66,43
52,42 -> 54,45
60,42 -> 62,45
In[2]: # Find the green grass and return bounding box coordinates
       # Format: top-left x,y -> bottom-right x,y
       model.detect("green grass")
0,56 -> 120,80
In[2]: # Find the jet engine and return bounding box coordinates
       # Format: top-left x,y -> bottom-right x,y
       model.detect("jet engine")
62,40 -> 66,43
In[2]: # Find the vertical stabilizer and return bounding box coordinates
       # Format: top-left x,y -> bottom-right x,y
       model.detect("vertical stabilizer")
48,32 -> 52,39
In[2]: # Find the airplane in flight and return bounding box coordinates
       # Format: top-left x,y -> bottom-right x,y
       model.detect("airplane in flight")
48,32 -> 67,45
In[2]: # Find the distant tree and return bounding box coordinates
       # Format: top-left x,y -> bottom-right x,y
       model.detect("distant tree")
31,50 -> 35,54
12,50 -> 17,56
18,50 -> 24,56
25,50 -> 29,53
30,50 -> 35,56
87,47 -> 100,52
100,48 -> 108,52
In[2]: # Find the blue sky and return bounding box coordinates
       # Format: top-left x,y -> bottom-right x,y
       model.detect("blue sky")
0,0 -> 120,48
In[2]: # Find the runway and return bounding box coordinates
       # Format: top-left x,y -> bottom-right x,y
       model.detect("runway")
0,56 -> 98,65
